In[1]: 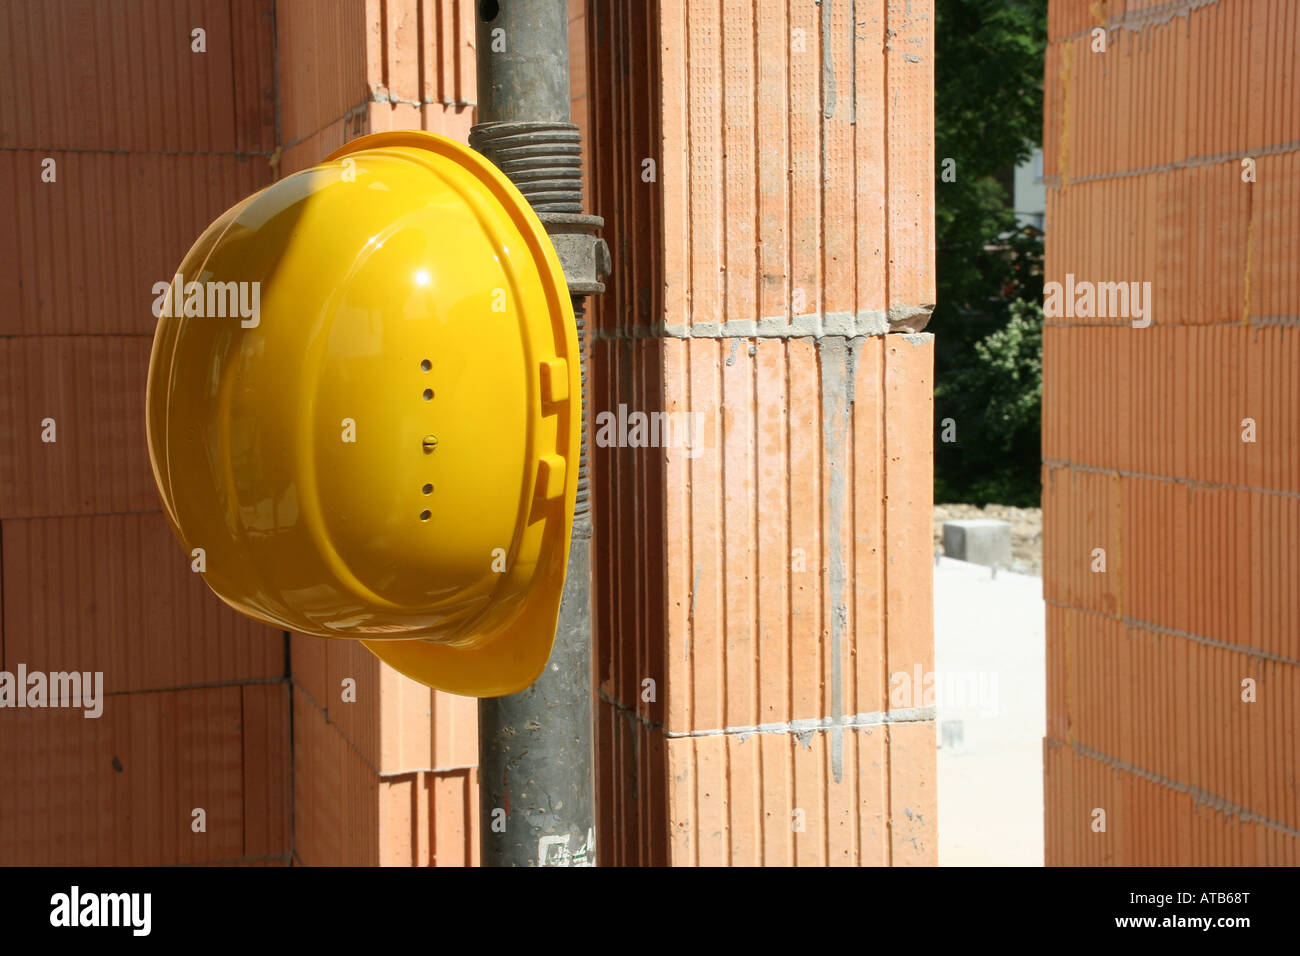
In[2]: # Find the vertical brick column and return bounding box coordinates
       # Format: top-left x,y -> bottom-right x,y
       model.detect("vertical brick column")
1043,0 -> 1300,864
586,0 -> 937,865
289,636 -> 479,865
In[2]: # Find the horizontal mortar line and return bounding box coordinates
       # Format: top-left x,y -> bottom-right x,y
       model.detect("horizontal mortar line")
278,90 -> 476,154
1042,459 -> 1300,501
592,309 -> 935,341
1045,599 -> 1300,668
0,509 -> 165,522
172,852 -> 292,868
595,689 -> 934,738
1044,316 -> 1300,328
288,675 -> 326,715
96,675 -> 288,698
0,145 -> 274,158
378,762 -> 476,779
371,88 -> 476,109
662,707 -> 936,740
276,98 -> 371,152
1050,0 -> 1229,44
595,687 -> 663,731
0,332 -> 158,339
288,675 -> 420,780
1044,138 -> 1300,187
1046,735 -> 1300,839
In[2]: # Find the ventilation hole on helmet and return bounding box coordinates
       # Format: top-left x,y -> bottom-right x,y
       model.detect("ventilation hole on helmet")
419,510 -> 431,521
422,388 -> 433,401
422,483 -> 433,495
420,359 -> 431,371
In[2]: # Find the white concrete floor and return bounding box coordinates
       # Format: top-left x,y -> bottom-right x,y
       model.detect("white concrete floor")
933,555 -> 1046,866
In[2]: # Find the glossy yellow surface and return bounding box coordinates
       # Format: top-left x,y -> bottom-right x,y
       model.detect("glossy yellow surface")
146,130 -> 579,697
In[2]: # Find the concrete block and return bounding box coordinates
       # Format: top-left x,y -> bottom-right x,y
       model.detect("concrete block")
942,519 -> 1011,568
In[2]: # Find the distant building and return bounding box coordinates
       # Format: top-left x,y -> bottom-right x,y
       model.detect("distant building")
1013,147 -> 1045,232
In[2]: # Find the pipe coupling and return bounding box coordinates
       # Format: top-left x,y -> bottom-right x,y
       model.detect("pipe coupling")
470,120 -> 610,295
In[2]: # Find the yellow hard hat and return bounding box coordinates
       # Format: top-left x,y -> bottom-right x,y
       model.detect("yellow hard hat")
145,130 -> 580,698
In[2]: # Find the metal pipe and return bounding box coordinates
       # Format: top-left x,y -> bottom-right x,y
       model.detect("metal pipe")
473,0 -> 571,124
471,0 -> 600,868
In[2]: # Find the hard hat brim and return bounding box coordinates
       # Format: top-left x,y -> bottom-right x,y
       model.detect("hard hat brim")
362,625 -> 552,699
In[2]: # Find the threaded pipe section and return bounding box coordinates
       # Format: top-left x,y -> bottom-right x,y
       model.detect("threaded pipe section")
472,121 -> 593,519
572,296 -> 590,522
469,122 -> 585,213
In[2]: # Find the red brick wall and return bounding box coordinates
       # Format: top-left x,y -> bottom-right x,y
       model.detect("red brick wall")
588,0 -> 938,865
2,0 -> 937,867
1043,0 -> 1300,864
0,0 -> 486,868
0,0 -> 287,866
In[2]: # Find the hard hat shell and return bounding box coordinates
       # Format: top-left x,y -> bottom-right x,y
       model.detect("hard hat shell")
145,130 -> 580,698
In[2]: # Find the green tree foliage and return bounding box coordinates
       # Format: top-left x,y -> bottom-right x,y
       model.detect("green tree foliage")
934,0 -> 1047,506
935,300 -> 1043,506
